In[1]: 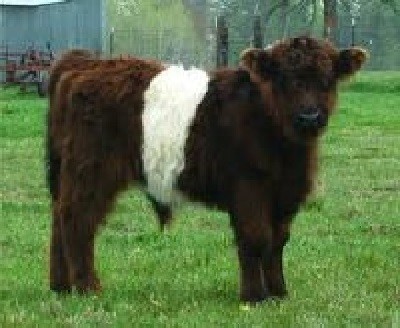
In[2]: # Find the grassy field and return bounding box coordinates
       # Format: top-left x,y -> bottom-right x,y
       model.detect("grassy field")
1,72 -> 399,327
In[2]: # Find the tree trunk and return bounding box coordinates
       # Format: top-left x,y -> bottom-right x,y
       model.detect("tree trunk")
281,0 -> 290,38
323,0 -> 339,44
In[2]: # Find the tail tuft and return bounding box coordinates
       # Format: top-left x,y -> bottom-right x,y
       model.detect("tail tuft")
147,194 -> 173,230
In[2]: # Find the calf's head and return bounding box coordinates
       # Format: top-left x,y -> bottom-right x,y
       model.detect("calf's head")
241,37 -> 367,142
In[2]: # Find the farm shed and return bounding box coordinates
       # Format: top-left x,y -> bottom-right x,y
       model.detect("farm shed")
0,0 -> 106,53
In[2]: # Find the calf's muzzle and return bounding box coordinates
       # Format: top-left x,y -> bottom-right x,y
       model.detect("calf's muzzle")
294,106 -> 326,130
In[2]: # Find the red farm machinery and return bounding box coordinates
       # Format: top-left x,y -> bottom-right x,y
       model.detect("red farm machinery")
0,43 -> 55,97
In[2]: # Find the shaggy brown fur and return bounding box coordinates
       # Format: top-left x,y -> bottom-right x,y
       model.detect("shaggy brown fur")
47,55 -> 164,292
47,37 -> 367,302
48,49 -> 95,99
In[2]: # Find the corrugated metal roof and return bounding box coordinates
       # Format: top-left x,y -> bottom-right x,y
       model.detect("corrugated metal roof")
1,0 -> 66,6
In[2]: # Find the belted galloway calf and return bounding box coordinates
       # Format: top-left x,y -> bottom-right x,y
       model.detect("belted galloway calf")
47,37 -> 367,302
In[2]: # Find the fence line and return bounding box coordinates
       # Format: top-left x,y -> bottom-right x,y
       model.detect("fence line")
110,20 -> 399,71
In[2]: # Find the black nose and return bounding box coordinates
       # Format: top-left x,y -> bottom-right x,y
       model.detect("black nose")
295,108 -> 322,128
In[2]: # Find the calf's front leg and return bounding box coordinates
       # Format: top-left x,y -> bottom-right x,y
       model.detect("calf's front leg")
230,179 -> 275,303
235,240 -> 267,303
261,222 -> 291,298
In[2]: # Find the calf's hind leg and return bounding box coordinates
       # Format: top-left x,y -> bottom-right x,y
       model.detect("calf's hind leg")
50,207 -> 72,292
58,198 -> 103,293
48,155 -> 71,292
57,159 -> 122,293
60,216 -> 101,293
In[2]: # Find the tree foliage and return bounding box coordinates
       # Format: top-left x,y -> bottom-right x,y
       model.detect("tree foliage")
108,0 -> 207,66
263,0 -> 398,20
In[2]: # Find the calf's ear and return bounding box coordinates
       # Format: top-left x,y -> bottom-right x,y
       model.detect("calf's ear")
240,48 -> 279,79
335,47 -> 368,79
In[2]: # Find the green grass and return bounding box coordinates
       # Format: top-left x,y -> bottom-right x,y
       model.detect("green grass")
1,72 -> 399,327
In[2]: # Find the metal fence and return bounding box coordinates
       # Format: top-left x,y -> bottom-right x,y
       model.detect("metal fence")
109,28 -> 212,69
110,21 -> 399,71
338,25 -> 400,70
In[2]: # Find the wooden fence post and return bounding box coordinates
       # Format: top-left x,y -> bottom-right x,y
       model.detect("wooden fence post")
216,16 -> 228,68
109,27 -> 115,57
253,15 -> 263,49
351,17 -> 356,47
323,0 -> 339,44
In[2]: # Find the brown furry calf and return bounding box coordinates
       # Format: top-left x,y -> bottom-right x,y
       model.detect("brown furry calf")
47,37 -> 367,303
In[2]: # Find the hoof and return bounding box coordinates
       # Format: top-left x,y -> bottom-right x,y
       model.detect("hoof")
240,289 -> 288,304
240,290 -> 268,304
268,287 -> 288,299
50,283 -> 72,294
74,275 -> 102,294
